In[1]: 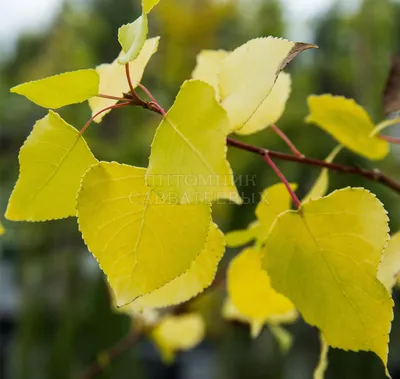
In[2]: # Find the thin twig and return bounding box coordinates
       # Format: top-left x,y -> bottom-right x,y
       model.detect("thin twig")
226,137 -> 400,194
97,93 -> 132,102
79,102 -> 132,135
263,152 -> 301,208
125,64 -> 146,104
78,330 -> 142,379
379,134 -> 400,144
271,124 -> 303,157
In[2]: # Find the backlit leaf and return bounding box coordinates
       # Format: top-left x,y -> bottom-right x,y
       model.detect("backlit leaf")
306,95 -> 389,160
378,232 -> 400,291
235,72 -> 291,135
255,183 -> 297,240
218,37 -> 315,131
263,188 -> 393,368
6,111 -> 97,221
10,69 -> 99,109
225,221 -> 260,248
142,0 -> 161,14
302,145 -> 342,202
89,37 -> 159,122
152,313 -> 205,363
76,162 -> 211,306
147,80 -> 241,204
126,222 -> 224,309
118,14 -> 148,64
227,248 -> 296,337
191,49 -> 229,101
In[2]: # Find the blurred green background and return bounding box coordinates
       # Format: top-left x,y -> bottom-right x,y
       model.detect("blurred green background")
1,0 -> 400,378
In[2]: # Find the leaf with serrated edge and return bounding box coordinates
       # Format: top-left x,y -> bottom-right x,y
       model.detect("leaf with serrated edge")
255,183 -> 297,240
228,248 -> 296,337
306,95 -> 389,160
218,37 -> 315,131
6,111 -> 97,221
152,314 -> 205,363
378,232 -> 400,292
76,162 -> 211,306
121,222 -> 224,310
118,14 -> 148,64
10,69 -> 99,109
89,37 -> 159,122
236,72 -> 291,135
225,221 -> 260,248
263,188 -> 393,369
147,80 -> 241,205
191,49 -> 229,101
302,145 -> 342,202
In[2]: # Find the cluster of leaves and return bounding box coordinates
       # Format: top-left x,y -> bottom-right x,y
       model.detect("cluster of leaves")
3,0 -> 400,376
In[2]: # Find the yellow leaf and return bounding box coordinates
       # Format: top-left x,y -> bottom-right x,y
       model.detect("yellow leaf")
142,0 -> 161,14
10,69 -> 99,109
152,313 -> 205,363
255,183 -> 297,240
263,188 -> 393,368
89,37 -> 159,122
125,222 -> 224,309
218,37 -> 315,131
306,95 -> 389,160
0,221 -> 4,235
227,248 -> 296,336
269,325 -> 294,353
378,232 -> 400,292
236,72 -> 291,135
302,145 -> 342,202
147,80 -> 241,205
314,334 -> 329,379
191,49 -> 229,101
222,298 -> 296,339
76,162 -> 211,306
118,14 -> 148,64
6,111 -> 97,221
225,221 -> 260,248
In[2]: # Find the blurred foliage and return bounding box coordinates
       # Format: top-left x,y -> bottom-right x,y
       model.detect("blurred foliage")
0,0 -> 399,378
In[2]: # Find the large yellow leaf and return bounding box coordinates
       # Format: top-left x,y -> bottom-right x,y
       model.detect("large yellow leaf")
6,111 -> 97,221
306,95 -> 389,160
191,49 -> 229,101
76,162 -> 211,306
235,72 -> 291,135
218,37 -> 315,131
227,248 -> 296,338
125,222 -> 224,309
255,183 -> 297,240
152,313 -> 205,363
10,69 -> 99,109
302,145 -> 342,202
263,188 -> 393,368
89,37 -> 159,122
378,232 -> 400,291
147,80 -> 241,205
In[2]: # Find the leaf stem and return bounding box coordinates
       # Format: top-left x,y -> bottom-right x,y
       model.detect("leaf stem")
79,102 -> 131,135
271,124 -> 303,157
97,94 -> 132,102
263,152 -> 301,209
379,134 -> 400,144
124,64 -> 145,104
78,329 -> 142,379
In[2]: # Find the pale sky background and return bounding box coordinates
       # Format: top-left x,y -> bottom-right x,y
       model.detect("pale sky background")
0,0 -> 366,56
